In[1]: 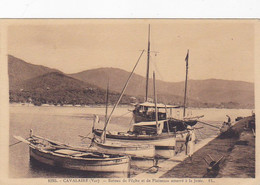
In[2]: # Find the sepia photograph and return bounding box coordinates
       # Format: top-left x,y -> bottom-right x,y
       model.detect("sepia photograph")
1,19 -> 257,181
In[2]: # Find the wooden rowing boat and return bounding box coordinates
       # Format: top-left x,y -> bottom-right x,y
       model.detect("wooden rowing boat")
14,132 -> 130,173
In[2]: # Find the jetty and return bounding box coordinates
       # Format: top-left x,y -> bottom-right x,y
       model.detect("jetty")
134,116 -> 255,178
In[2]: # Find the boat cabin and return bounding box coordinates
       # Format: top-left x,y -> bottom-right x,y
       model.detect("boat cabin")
131,120 -> 165,135
133,102 -> 180,123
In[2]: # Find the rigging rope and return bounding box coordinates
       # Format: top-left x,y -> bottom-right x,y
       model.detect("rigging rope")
98,111 -> 132,131
150,54 -> 170,106
116,110 -> 132,119
150,54 -> 164,82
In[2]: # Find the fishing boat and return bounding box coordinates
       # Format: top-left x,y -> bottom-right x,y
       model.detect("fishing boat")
93,128 -> 186,150
13,130 -> 130,173
132,102 -> 200,132
92,68 -> 188,151
92,138 -> 155,158
91,58 -> 156,159
91,26 -> 207,153
132,26 -> 202,131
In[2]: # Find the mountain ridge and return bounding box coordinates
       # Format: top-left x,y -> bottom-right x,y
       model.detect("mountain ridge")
8,55 -> 254,108
70,68 -> 254,108
8,55 -> 62,88
9,71 -> 132,105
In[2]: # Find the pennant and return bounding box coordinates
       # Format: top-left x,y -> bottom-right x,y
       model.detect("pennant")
185,49 -> 189,66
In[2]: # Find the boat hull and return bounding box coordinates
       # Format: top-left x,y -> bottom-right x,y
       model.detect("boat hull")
92,139 -> 155,158
29,145 -> 130,173
166,119 -> 198,131
93,129 -> 187,149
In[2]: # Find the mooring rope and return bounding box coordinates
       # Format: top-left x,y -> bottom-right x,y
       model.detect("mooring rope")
9,137 -> 30,147
117,110 -> 132,119
9,141 -> 23,147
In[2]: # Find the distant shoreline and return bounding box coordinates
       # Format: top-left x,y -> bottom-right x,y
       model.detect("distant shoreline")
9,102 -> 133,108
9,102 -> 254,110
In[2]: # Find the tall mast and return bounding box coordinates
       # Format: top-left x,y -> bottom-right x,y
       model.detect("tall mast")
153,71 -> 159,135
183,49 -> 189,118
105,79 -> 109,123
145,24 -> 151,102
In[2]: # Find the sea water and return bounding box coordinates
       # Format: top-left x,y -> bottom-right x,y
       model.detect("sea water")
9,104 -> 253,178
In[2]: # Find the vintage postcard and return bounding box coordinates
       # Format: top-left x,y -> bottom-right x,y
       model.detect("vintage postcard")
0,19 -> 259,184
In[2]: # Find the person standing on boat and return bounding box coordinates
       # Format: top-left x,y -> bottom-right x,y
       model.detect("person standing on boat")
185,125 -> 195,162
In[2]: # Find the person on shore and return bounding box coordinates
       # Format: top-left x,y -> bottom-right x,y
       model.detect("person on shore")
185,125 -> 196,162
226,115 -> 231,126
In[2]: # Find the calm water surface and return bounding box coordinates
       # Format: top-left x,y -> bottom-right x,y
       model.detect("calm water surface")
9,104 -> 253,178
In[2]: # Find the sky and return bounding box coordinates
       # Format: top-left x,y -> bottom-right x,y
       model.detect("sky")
7,19 -> 255,83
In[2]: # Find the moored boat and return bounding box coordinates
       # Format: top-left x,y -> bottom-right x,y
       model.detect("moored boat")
92,138 -> 155,158
132,26 -> 202,131
13,132 -> 130,173
92,58 -> 190,151
132,102 -> 199,132
91,26 -> 197,154
91,51 -> 156,159
93,128 -> 187,150
92,72 -> 188,151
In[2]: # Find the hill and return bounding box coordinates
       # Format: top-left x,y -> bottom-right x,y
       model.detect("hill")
8,55 -> 61,88
70,68 -> 254,108
70,68 -> 147,96
9,72 -> 131,105
8,55 -> 254,108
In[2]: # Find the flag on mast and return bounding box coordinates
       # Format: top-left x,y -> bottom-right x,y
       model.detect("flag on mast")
185,49 -> 189,66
